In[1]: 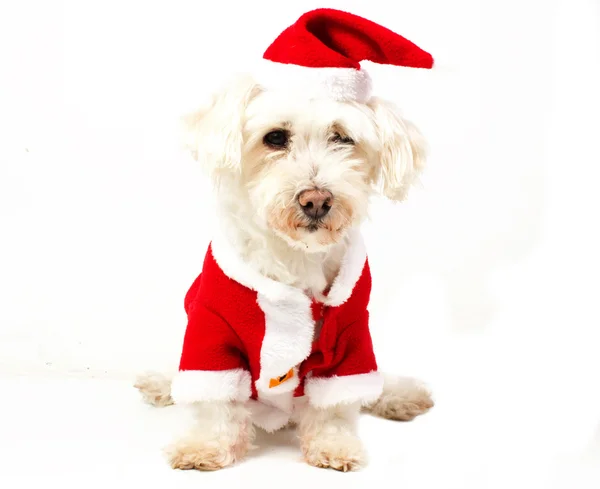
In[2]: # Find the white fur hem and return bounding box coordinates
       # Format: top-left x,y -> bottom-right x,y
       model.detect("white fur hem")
171,369 -> 252,404
253,59 -> 373,103
211,226 -> 366,306
305,371 -> 384,408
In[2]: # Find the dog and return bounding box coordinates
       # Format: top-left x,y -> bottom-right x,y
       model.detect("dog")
135,8 -> 435,473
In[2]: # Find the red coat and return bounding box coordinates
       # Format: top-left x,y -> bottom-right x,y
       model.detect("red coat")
170,229 -> 383,431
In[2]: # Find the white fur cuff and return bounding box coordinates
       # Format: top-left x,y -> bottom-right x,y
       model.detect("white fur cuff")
171,369 -> 252,404
305,371 -> 384,408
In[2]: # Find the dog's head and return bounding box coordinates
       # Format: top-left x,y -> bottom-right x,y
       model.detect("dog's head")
183,74 -> 427,252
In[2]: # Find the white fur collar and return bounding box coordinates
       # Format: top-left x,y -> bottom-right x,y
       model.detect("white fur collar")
210,227 -> 367,306
323,228 -> 367,307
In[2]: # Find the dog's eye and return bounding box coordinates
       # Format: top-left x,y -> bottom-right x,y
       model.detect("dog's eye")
331,132 -> 355,145
263,130 -> 289,148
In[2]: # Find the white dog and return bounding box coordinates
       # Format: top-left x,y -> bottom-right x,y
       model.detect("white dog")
135,7 -> 435,473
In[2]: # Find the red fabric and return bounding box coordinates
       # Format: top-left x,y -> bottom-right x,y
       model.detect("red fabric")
178,245 -> 378,399
179,249 -> 262,377
263,8 -> 433,70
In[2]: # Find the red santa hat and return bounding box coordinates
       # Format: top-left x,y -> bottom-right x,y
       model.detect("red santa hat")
253,8 -> 434,104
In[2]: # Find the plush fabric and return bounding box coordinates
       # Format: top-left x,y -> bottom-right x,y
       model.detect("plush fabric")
254,8 -> 433,103
172,230 -> 383,430
170,369 -> 252,404
263,8 -> 434,70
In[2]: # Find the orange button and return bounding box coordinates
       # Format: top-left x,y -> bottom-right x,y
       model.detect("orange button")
269,368 -> 294,388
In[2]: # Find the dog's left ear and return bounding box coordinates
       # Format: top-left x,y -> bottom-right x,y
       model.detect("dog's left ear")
368,97 -> 428,202
180,74 -> 260,177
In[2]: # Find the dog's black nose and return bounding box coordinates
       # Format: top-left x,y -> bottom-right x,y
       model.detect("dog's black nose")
298,189 -> 333,219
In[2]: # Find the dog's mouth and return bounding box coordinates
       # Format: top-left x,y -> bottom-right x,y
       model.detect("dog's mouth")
306,222 -> 321,233
271,217 -> 348,252
302,218 -> 338,233
267,201 -> 352,249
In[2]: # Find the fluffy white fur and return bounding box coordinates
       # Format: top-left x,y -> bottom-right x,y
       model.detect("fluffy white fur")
363,374 -> 435,421
166,401 -> 254,471
294,398 -> 366,471
137,372 -> 433,470
247,398 -> 294,433
137,71 -> 432,471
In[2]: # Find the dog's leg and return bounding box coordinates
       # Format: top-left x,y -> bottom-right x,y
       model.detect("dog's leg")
363,374 -> 434,421
134,372 -> 174,407
297,401 -> 365,472
166,401 -> 254,471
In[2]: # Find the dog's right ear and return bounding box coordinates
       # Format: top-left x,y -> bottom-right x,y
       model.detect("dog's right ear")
368,97 -> 428,202
181,74 -> 260,176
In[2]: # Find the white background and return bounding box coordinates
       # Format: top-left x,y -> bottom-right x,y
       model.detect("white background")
1,0 -> 599,486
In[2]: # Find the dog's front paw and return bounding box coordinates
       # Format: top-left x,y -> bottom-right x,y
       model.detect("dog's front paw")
366,376 -> 434,421
165,435 -> 247,471
302,432 -> 365,472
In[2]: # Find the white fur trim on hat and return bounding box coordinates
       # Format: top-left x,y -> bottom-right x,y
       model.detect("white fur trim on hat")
252,59 -> 373,103
305,371 -> 384,408
171,369 -> 252,404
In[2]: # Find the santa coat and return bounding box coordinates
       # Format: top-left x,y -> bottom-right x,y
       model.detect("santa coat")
170,229 -> 383,432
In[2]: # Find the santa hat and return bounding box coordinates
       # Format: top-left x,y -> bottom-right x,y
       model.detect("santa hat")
253,8 -> 434,104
